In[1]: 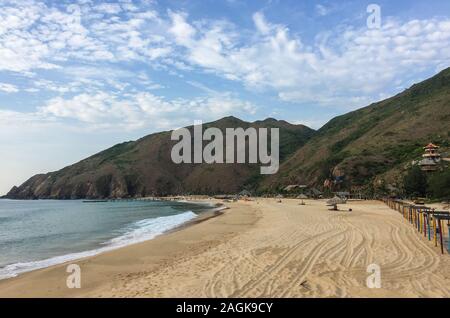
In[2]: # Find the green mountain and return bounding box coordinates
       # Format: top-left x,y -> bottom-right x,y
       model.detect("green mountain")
262,67 -> 450,193
6,117 -> 314,199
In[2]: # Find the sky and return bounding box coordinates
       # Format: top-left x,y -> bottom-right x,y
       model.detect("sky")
1,0 -> 450,195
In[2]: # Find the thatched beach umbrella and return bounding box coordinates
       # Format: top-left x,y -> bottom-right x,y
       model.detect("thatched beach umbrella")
297,194 -> 308,205
326,196 -> 347,211
275,194 -> 283,203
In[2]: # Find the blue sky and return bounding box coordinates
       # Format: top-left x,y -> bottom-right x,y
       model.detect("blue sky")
1,0 -> 450,194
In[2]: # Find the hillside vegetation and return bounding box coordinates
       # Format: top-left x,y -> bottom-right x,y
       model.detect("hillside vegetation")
6,117 -> 314,199
261,67 -> 450,194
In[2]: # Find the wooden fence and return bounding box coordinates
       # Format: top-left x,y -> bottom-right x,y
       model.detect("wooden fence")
384,198 -> 450,254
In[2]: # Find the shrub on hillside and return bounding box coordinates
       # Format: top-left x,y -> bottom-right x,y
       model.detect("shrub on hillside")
428,169 -> 450,199
403,166 -> 428,197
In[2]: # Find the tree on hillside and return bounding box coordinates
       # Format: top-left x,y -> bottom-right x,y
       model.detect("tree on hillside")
403,166 -> 428,197
428,169 -> 450,199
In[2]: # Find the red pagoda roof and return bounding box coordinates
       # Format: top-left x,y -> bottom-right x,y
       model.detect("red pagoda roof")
424,143 -> 439,149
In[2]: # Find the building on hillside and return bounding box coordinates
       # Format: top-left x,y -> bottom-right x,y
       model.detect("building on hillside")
306,188 -> 323,198
419,143 -> 441,172
283,184 -> 307,192
335,191 -> 350,199
238,190 -> 252,197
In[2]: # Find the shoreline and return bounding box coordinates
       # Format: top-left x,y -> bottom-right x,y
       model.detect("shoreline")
0,198 -> 449,297
166,205 -> 228,234
0,199 -> 226,282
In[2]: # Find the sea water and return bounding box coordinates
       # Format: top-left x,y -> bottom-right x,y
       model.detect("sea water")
0,199 -> 212,279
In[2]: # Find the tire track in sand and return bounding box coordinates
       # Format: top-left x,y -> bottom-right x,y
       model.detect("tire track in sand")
229,227 -> 344,297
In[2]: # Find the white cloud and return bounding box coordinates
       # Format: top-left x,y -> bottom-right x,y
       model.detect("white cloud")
168,11 -> 197,46
166,12 -> 450,109
0,109 -> 55,128
0,82 -> 19,93
0,0 -> 171,74
167,11 -> 239,80
94,3 -> 122,15
315,4 -> 332,17
253,12 -> 271,35
137,72 -> 164,89
0,2 -> 449,116
36,90 -> 256,130
0,0 -> 112,72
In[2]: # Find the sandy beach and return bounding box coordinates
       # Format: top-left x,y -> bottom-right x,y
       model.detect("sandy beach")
0,199 -> 449,298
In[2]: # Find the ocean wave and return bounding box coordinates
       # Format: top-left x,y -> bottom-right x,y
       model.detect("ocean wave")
0,210 -> 198,280
106,210 -> 198,248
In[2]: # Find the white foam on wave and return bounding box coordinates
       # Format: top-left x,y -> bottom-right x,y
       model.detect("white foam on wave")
106,210 -> 198,248
0,211 -> 198,280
